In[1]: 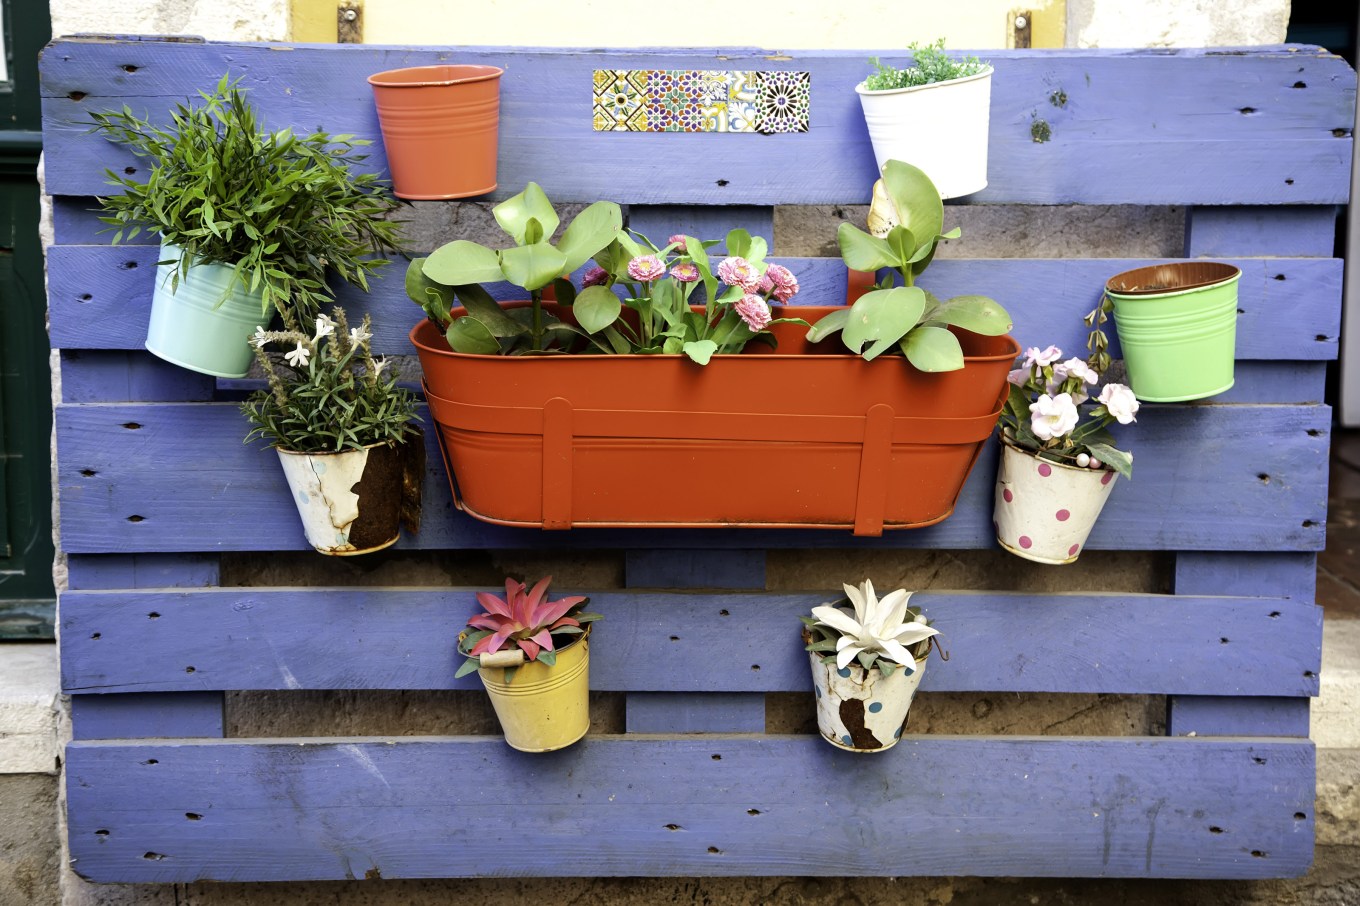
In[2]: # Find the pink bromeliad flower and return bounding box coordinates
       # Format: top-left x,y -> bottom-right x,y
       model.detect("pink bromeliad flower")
581,265 -> 608,288
670,262 -> 700,283
717,256 -> 762,292
764,263 -> 799,302
627,255 -> 667,283
734,294 -> 772,331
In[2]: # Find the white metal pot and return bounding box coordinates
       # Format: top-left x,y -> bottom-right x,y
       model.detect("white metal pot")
855,67 -> 993,199
808,650 -> 928,753
275,441 -> 405,556
993,438 -> 1119,565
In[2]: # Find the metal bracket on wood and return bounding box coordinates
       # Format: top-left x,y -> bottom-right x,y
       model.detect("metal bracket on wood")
1012,9 -> 1033,49
337,3 -> 362,43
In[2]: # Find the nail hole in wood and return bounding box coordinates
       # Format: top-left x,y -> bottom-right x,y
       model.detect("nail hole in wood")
68,91 -> 86,101
1209,826 -> 1224,834
148,612 -> 160,619
79,293 -> 92,302
711,754 -> 722,760
1293,81 -> 1307,88
664,824 -> 681,831
1285,178 -> 1295,185
716,179 -> 729,187
747,809 -> 761,815
122,65 -> 138,73
708,846 -> 722,854
185,813 -> 202,821
669,636 -> 680,641
143,852 -> 165,861
94,829 -> 109,836
1269,611 -> 1281,618
90,633 -> 101,640
1220,637 -> 1229,644
1318,334 -> 1330,341
1307,428 -> 1322,436
1305,670 -> 1316,678
1334,129 -> 1351,138
1295,812 -> 1307,820
1239,106 -> 1256,114
122,260 -> 138,269
750,664 -> 761,671
124,167 -> 136,175
141,758 -> 158,765
1251,850 -> 1268,858
122,422 -> 142,430
1253,756 -> 1266,764
1303,520 -> 1317,528
127,515 -> 145,522
1273,273 -> 1286,280
1236,308 -> 1245,314
719,609 -> 729,616
1257,473 -> 1269,483
81,469 -> 97,477
184,666 -> 196,674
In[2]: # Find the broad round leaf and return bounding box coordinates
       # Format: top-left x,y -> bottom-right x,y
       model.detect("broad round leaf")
806,307 -> 851,343
423,240 -> 504,286
837,222 -> 903,271
500,241 -> 568,291
881,160 -> 944,252
446,316 -> 500,354
493,182 -> 559,245
902,324 -> 964,372
683,339 -> 718,365
931,294 -> 1014,336
574,285 -> 623,334
842,286 -> 926,355
558,201 -> 624,272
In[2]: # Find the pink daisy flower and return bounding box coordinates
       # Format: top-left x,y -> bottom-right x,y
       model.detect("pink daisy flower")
717,256 -> 762,292
670,262 -> 700,283
734,294 -> 772,331
581,266 -> 608,288
627,255 -> 667,283
764,263 -> 800,302
668,235 -> 689,253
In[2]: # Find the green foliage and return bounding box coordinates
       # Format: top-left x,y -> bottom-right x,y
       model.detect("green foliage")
410,182 -> 623,353
863,39 -> 989,91
88,74 -> 405,331
241,308 -> 420,453
809,160 -> 1012,371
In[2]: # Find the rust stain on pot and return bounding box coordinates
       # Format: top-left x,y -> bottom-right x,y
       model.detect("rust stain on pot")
838,699 -> 882,750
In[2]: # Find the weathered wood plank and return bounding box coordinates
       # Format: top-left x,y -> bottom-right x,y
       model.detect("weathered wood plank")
65,553 -> 220,590
625,550 -> 767,589
45,247 -> 1344,362
59,351 -> 216,403
1175,553 -> 1318,601
1167,697 -> 1311,738
70,693 -> 224,740
627,206 -> 776,253
1183,206 -> 1340,257
63,736 -> 1316,881
40,42 -> 1355,205
53,402 -> 1330,552
626,694 -> 767,733
58,589 -> 1322,696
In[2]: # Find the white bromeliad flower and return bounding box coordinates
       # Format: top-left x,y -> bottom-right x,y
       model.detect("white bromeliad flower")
811,579 -> 939,671
284,341 -> 311,368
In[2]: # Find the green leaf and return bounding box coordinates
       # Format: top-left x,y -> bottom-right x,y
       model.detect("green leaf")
683,339 -> 718,365
500,241 -> 568,291
884,225 -> 919,265
881,159 -> 944,251
842,286 -> 926,357
523,217 -> 545,245
454,283 -> 528,337
423,240 -> 505,285
404,257 -> 456,321
557,201 -> 624,272
446,316 -> 501,354
574,285 -> 623,333
806,307 -> 852,343
1085,442 -> 1133,479
493,182 -> 559,245
837,222 -> 903,271
454,658 -> 481,679
725,228 -> 752,258
902,325 -> 965,372
930,294 -> 1014,336
551,277 -> 577,306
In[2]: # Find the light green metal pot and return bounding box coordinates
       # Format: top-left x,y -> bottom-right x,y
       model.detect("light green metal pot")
144,242 -> 269,378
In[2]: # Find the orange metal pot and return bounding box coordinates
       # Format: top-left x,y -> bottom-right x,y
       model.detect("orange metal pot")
367,64 -> 502,200
410,303 -> 1018,536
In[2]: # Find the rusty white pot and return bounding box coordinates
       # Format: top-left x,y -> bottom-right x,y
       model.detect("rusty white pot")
808,649 -> 928,753
275,441 -> 407,556
993,438 -> 1119,565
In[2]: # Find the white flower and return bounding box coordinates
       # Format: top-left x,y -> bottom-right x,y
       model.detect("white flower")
1029,392 -> 1079,440
1060,357 -> 1099,385
1098,383 -> 1140,424
284,341 -> 311,368
371,357 -> 388,378
313,315 -> 335,341
1023,345 -> 1062,368
252,325 -> 269,348
1007,367 -> 1029,386
350,325 -> 372,345
811,579 -> 939,671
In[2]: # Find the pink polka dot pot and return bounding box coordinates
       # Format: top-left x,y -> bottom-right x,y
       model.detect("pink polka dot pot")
993,437 -> 1119,565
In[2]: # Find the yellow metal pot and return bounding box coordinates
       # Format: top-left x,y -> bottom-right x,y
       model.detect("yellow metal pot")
467,626 -> 592,753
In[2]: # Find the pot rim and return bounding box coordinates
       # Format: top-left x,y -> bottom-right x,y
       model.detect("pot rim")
367,64 -> 504,87
854,65 -> 993,97
273,437 -> 409,458
999,433 -> 1116,476
1104,262 -> 1242,297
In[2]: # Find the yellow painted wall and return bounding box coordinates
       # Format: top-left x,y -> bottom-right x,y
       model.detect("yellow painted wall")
293,0 -> 1065,48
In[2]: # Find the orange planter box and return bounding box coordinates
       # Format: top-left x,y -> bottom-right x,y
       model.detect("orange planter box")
410,305 -> 1018,536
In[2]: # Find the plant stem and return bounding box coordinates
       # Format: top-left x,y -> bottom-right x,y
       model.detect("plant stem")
531,289 -> 543,351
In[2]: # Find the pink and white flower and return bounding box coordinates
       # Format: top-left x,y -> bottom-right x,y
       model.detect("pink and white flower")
1023,345 -> 1062,368
1007,368 -> 1029,386
1058,357 -> 1099,384
626,255 -> 666,283
734,294 -> 772,331
670,262 -> 700,283
717,256 -> 762,292
764,262 -> 799,302
581,265 -> 609,288
1029,392 -> 1079,440
668,234 -> 689,253
1098,383 -> 1140,424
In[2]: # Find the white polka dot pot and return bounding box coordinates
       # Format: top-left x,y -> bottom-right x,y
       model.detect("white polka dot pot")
993,438 -> 1119,565
275,442 -> 406,556
808,650 -> 928,753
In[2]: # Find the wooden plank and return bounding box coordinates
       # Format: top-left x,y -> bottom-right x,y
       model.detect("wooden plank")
1167,697 -> 1311,738
1175,553 -> 1318,601
59,351 -> 215,403
39,42 -> 1355,205
626,694 -> 767,733
46,247 -> 1344,362
1183,206 -> 1340,257
625,550 -> 767,589
63,736 -> 1315,881
53,402 -> 1330,553
70,693 -> 224,740
627,206 -> 776,253
1210,363 -> 1327,404
58,589 -> 1322,696
65,554 -> 220,590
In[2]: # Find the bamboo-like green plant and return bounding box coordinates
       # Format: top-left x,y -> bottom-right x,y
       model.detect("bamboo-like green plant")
807,160 -> 1013,371
863,39 -> 989,92
241,307 -> 419,453
88,74 -> 405,331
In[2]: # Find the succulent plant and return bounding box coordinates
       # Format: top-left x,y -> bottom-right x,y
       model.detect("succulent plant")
800,579 -> 938,677
455,577 -> 602,680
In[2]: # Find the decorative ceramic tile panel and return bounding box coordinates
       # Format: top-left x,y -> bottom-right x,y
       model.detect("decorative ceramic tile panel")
592,69 -> 809,134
